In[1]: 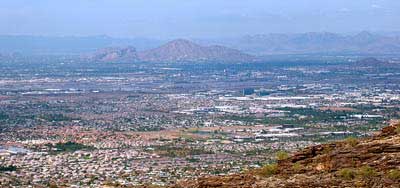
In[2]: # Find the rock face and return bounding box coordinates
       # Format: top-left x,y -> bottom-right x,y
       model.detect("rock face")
88,39 -> 255,63
173,123 -> 400,188
137,39 -> 255,63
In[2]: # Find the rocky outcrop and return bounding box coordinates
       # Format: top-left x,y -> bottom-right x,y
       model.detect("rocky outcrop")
178,174 -> 257,188
173,123 -> 400,188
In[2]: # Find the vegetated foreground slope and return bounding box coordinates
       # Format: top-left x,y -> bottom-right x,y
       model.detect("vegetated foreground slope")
173,122 -> 400,188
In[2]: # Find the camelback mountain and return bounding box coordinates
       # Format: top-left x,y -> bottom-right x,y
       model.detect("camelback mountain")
171,123 -> 400,188
88,39 -> 256,63
137,39 -> 255,62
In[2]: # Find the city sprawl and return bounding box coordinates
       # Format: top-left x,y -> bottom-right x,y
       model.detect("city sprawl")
1,56 -> 400,187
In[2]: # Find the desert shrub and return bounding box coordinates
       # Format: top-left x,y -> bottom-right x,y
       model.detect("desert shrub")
258,164 -> 278,177
357,166 -> 377,179
344,137 -> 358,147
388,169 -> 400,180
142,185 -> 165,188
396,126 -> 400,134
48,183 -> 58,188
276,151 -> 289,161
338,168 -> 356,180
292,162 -> 303,172
322,146 -> 333,154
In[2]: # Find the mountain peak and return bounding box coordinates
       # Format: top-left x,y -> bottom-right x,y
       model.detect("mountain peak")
355,57 -> 385,66
353,31 -> 378,42
356,31 -> 375,37
137,39 -> 255,62
166,39 -> 196,45
158,39 -> 203,52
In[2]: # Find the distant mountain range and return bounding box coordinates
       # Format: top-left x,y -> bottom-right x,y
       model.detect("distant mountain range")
354,57 -> 385,66
0,35 -> 164,55
87,39 -> 256,63
353,57 -> 399,68
210,31 -> 400,55
1,31 -> 400,56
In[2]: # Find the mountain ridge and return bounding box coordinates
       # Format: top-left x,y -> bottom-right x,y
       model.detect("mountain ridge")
86,46 -> 139,62
89,39 -> 256,63
210,31 -> 400,55
2,32 -> 400,56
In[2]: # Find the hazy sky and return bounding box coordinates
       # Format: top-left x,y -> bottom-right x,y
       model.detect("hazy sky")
1,0 -> 399,38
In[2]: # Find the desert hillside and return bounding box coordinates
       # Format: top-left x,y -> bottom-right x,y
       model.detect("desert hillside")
172,122 -> 400,188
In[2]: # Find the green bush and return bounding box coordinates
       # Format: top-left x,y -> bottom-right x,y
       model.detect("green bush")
344,137 -> 358,147
38,113 -> 74,122
53,141 -> 94,152
276,151 -> 289,161
387,169 -> 400,180
0,165 -> 17,172
322,146 -> 333,154
48,183 -> 58,188
338,168 -> 356,180
0,112 -> 8,120
358,166 -> 377,179
258,164 -> 278,177
292,162 -> 303,172
395,126 -> 400,134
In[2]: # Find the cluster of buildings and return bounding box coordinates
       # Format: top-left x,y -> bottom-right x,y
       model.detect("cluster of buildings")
1,57 -> 400,186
